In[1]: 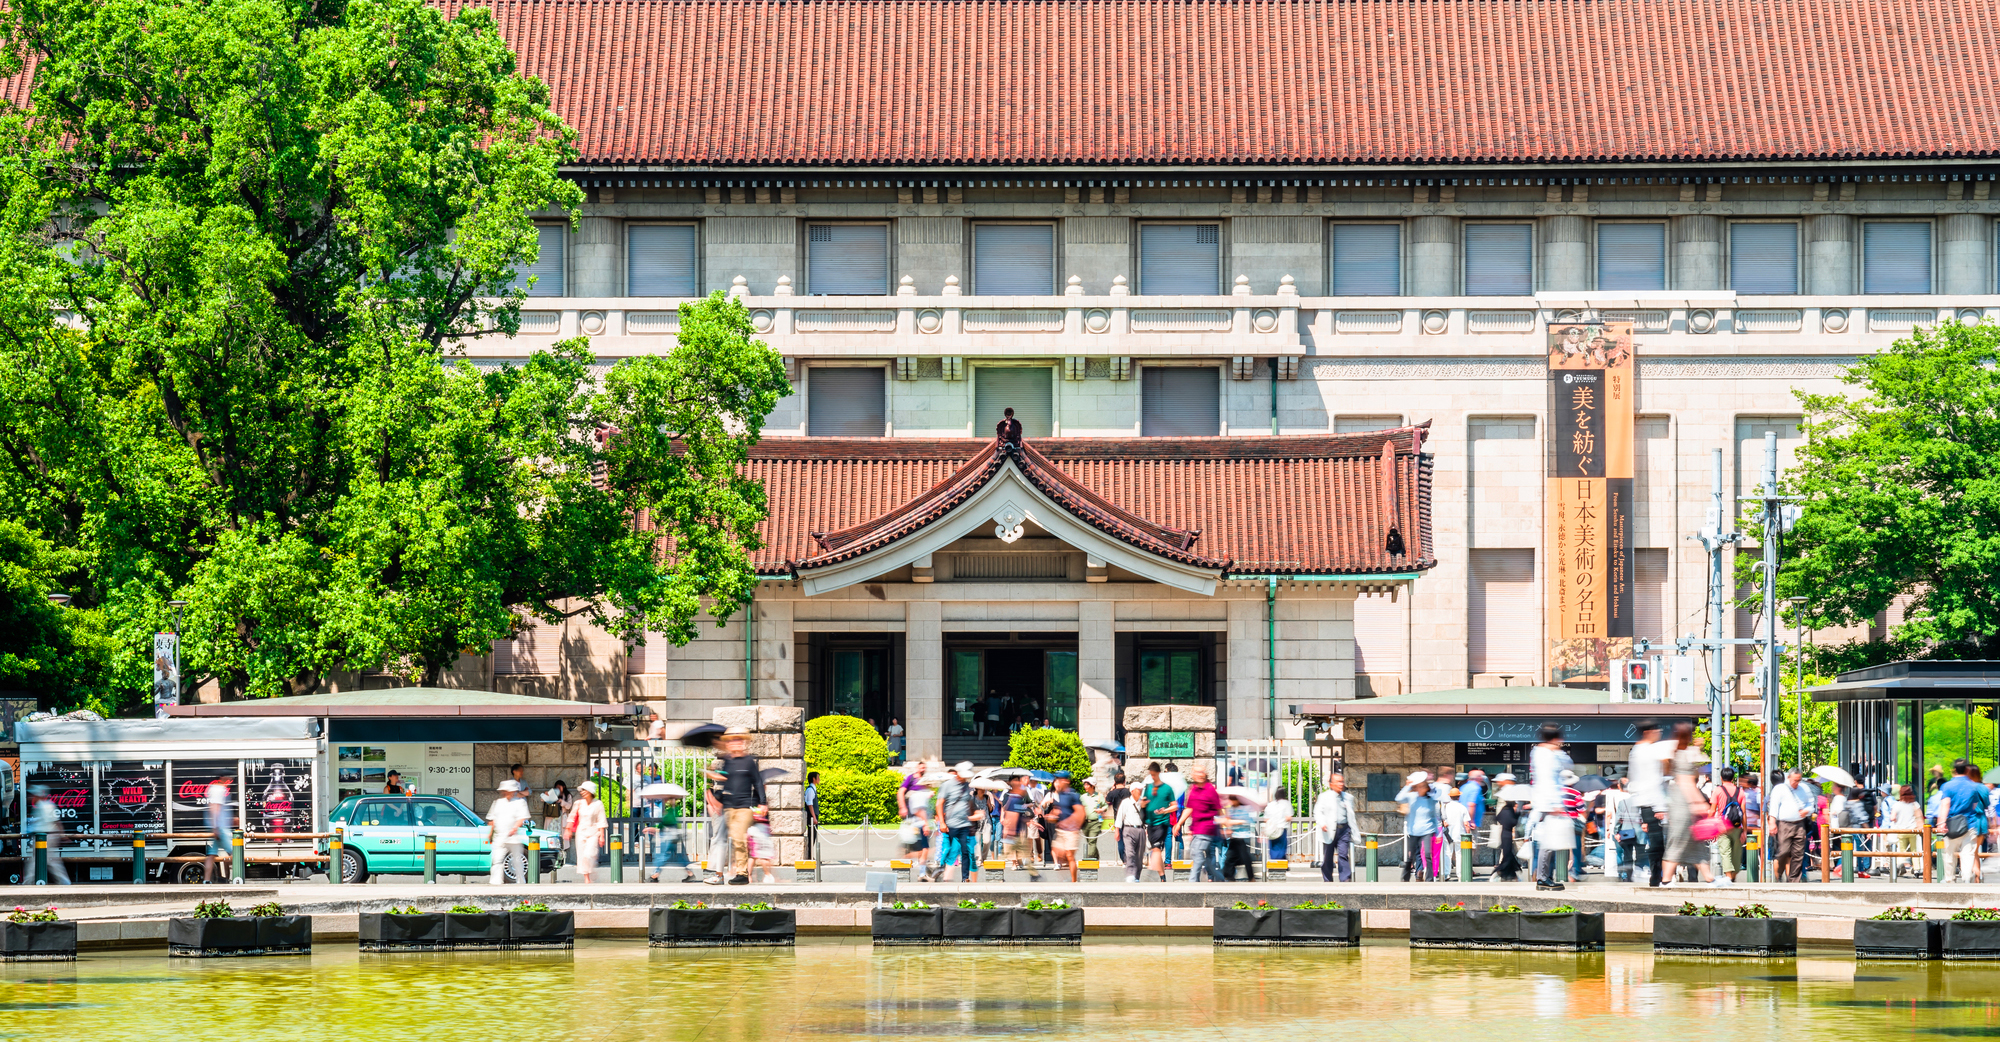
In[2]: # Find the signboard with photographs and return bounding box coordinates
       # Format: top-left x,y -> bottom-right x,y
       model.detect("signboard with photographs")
335,743 -> 472,803
245,759 -> 315,835
97,761 -> 167,834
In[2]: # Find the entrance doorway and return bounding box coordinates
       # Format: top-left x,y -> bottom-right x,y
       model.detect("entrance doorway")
945,633 -> 1078,764
807,635 -> 905,734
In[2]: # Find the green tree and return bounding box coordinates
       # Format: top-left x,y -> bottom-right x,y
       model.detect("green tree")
1699,666 -> 1837,774
0,0 -> 788,704
1766,319 -> 2000,661
0,519 -> 117,708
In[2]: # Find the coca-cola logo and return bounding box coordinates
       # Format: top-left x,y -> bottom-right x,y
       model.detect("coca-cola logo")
176,780 -> 208,800
51,788 -> 88,809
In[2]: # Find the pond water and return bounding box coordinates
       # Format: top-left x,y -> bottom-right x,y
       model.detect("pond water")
4,940 -> 1998,1041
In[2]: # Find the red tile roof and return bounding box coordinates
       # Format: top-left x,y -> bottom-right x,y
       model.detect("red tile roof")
471,0 -> 2000,167
746,427 -> 1435,577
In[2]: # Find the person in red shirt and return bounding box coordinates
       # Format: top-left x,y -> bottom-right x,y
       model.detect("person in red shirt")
1177,767 -> 1224,882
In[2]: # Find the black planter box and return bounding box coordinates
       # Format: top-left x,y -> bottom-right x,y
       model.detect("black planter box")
0,920 -> 78,962
1410,910 -> 1518,950
168,917 -> 259,956
444,912 -> 509,949
870,907 -> 941,944
1212,908 -> 1283,944
1710,917 -> 1796,956
1517,912 -> 1606,952
731,909 -> 797,945
509,911 -> 575,950
1654,915 -> 1796,956
650,907 -> 735,947
1854,919 -> 1942,960
1012,908 -> 1085,943
1280,908 -> 1361,946
360,912 -> 448,951
1943,920 -> 2000,960
941,908 -> 1013,942
258,916 -> 313,953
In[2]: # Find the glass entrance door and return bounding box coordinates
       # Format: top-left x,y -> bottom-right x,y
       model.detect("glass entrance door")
830,648 -> 890,725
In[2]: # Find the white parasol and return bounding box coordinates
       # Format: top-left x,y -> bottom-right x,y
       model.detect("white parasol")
1812,765 -> 1858,789
637,782 -> 688,800
1218,786 -> 1266,807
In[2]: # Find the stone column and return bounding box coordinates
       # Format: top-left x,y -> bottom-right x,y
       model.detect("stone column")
1121,705 -> 1219,762
1538,216 -> 1589,292
1407,216 -> 1460,296
905,600 -> 943,763
712,706 -> 807,863
1671,215 -> 1725,290
1805,215 -> 1858,295
1077,601 -> 1114,744
572,216 -> 621,297
1227,597 -> 1267,739
754,598 -> 794,707
1939,214 -> 1993,295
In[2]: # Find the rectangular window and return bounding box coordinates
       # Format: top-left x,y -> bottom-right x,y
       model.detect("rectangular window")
974,366 -> 1054,438
1468,549 -> 1536,674
973,224 -> 1056,295
1330,224 -> 1402,295
626,224 -> 698,296
1863,222 -> 1933,294
1138,224 -> 1220,294
807,224 -> 890,295
1044,650 -> 1079,730
1138,649 -> 1202,705
1633,548 -> 1668,644
1140,366 -> 1220,437
807,367 -> 886,436
1463,224 -> 1533,295
512,224 -> 565,296
1597,223 -> 1667,291
1729,223 -> 1800,294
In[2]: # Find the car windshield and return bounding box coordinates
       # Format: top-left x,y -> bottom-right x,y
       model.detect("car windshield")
329,796 -> 363,823
412,799 -> 477,829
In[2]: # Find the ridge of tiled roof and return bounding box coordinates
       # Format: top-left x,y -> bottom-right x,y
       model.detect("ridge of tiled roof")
469,0 -> 1998,167
748,428 -> 1435,578
801,437 -> 1230,571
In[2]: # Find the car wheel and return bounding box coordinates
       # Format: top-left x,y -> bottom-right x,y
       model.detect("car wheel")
340,847 -> 370,884
176,861 -> 207,885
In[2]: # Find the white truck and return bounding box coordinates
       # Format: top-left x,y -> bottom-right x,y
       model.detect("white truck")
11,716 -> 325,884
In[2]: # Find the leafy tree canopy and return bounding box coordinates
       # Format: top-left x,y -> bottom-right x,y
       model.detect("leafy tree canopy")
1763,320 -> 2000,665
0,0 -> 788,707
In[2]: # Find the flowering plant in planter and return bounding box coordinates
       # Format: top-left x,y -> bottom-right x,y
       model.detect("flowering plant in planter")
511,902 -> 550,913
1732,904 -> 1774,919
956,899 -> 997,909
248,903 -> 284,918
1546,905 -> 1578,914
385,905 -> 425,915
1487,904 -> 1522,914
890,900 -> 930,910
1677,902 -> 1724,917
1872,906 -> 1927,921
1023,899 -> 1071,911
448,905 -> 485,914
192,900 -> 236,919
1951,907 -> 2000,921
1232,900 -> 1273,911
1433,901 -> 1466,913
1292,900 -> 1342,910
8,907 -> 59,924
738,901 -> 775,911
667,899 -> 708,910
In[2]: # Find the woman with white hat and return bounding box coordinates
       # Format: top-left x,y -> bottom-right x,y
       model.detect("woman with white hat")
568,781 -> 610,884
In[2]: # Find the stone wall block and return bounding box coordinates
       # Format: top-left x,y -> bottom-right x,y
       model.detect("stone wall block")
758,706 -> 805,733
769,783 -> 802,810
712,706 -> 760,731
563,741 -> 589,766
750,733 -> 783,758
527,742 -> 564,765
780,733 -> 804,757
1168,705 -> 1218,731
1122,705 -> 1172,731
768,810 -> 804,836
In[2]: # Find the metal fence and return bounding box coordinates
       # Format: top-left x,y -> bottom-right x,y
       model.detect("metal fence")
1215,738 -> 1338,866
585,742 -> 715,872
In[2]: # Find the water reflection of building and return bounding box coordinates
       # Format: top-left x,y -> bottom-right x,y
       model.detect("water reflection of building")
1810,661 -> 2000,791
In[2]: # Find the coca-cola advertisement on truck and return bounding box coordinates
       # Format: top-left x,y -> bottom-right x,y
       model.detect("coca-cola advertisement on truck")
24,764 -> 92,826
169,760 -> 241,831
245,759 -> 314,835
98,761 -> 167,834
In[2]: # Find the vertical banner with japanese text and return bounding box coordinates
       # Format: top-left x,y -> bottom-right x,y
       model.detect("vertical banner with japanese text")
1547,320 -> 1635,685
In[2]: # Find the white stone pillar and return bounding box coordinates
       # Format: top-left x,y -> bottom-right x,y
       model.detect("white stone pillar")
1408,216 -> 1460,297
1805,215 -> 1858,295
572,216 -> 621,297
905,600 -> 943,762
1227,596 -> 1268,739
1939,214 -> 1993,295
1671,215 -> 1724,290
755,597 -> 793,706
1539,216 -> 1589,292
1077,600 -> 1114,744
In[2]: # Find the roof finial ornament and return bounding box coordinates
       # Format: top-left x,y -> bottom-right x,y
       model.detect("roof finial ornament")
995,406 -> 1022,446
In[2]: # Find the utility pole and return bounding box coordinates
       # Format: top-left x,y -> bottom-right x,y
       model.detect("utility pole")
1752,433 -> 1798,884
1697,449 -> 1740,775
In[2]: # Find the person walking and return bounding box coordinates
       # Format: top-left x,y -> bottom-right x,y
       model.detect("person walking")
1558,770 -> 1587,880
644,790 -> 695,883
1001,775 -> 1042,882
1046,772 -> 1087,882
25,786 -> 71,885
1938,759 -> 1992,884
540,779 -> 571,863
567,781 -> 609,884
1626,721 -> 1670,887
1531,724 -> 1575,891
1397,771 -> 1440,882
705,726 -> 768,885
485,780 -> 530,885
1116,776 -> 1149,881
1885,784 -> 1923,880
1491,777 -> 1524,882
1179,767 -> 1224,882
202,772 -> 235,883
1440,787 -> 1471,878
1222,795 -> 1260,881
1263,784 -> 1294,863
1461,769 -> 1488,831
1710,768 -> 1746,883
1080,778 -> 1108,864
1141,763 -> 1174,881
1313,773 -> 1357,882
1657,722 -> 1715,887
1766,768 -> 1814,882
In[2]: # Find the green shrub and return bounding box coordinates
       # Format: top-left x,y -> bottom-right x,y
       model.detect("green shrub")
191,899 -> 235,919
1004,727 -> 1091,778
1278,759 -> 1321,802
805,715 -> 890,774
814,767 -> 901,824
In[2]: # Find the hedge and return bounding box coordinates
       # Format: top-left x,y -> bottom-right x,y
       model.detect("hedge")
814,767 -> 901,825
804,714 -> 889,774
1004,727 -> 1092,778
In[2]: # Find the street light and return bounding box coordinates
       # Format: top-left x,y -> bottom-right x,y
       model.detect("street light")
47,593 -> 71,607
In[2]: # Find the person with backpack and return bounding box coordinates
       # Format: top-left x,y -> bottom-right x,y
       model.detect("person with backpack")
1711,767 -> 1746,883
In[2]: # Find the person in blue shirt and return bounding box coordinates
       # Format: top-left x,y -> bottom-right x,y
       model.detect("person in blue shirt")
1937,759 -> 1991,883
1397,772 -> 1440,881
1460,770 -> 1487,830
